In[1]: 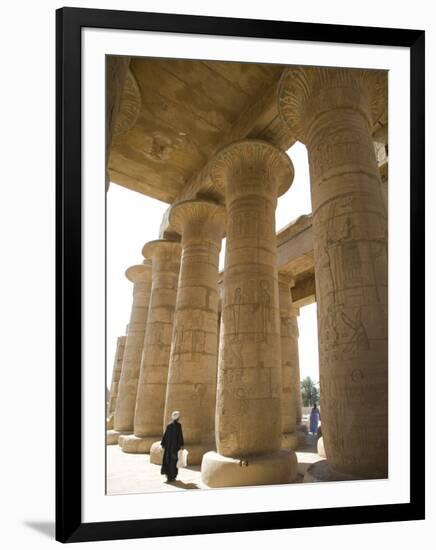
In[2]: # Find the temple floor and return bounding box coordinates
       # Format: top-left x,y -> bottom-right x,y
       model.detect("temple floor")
107,433 -> 322,495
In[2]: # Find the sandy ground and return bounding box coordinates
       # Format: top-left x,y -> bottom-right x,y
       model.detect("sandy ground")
107,433 -> 322,495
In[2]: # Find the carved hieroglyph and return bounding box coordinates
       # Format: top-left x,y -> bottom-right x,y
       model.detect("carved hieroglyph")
279,67 -> 388,479
112,69 -> 141,140
278,274 -> 301,447
294,315 -> 303,426
213,140 -> 293,456
113,262 -> 152,433
160,199 -> 226,464
123,240 -> 181,452
200,140 -> 299,487
107,335 -> 127,429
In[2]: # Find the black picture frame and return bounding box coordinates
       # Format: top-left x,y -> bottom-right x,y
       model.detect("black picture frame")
56,7 -> 425,543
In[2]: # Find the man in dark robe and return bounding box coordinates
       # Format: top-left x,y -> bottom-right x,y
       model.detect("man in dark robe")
160,410 -> 184,482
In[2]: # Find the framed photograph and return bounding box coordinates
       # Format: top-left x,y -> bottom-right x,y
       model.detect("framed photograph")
56,7 -> 425,543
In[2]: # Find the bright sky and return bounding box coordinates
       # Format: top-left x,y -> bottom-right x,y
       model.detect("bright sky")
107,142 -> 320,387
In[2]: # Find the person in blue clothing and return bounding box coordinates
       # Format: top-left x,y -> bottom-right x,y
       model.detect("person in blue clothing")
160,410 -> 184,482
309,403 -> 321,435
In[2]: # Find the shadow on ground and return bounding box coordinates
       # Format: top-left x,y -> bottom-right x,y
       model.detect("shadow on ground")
167,479 -> 200,490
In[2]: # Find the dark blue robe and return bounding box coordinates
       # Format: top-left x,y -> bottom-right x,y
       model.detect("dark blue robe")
310,407 -> 320,434
160,420 -> 184,480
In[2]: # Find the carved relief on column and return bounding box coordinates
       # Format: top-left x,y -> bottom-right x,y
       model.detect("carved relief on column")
159,199 -> 226,465
107,335 -> 127,430
201,140 -> 298,488
278,273 -> 302,449
113,262 -> 152,434
120,240 -> 181,453
279,67 -> 388,479
291,309 -> 303,427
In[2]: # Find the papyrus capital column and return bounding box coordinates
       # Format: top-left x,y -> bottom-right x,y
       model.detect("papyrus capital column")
201,140 -> 298,487
278,273 -> 303,450
107,335 -> 127,431
279,68 -> 388,479
120,239 -> 181,453
113,262 -> 152,434
291,306 -> 304,429
155,199 -> 226,465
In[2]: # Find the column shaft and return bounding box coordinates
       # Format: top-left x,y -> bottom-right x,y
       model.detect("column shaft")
220,194 -> 282,455
123,240 -> 181,453
107,335 -> 127,428
201,140 -> 298,487
162,200 -> 225,464
310,108 -> 388,477
278,275 -> 300,448
279,68 -> 388,478
113,263 -> 152,433
286,294 -> 303,428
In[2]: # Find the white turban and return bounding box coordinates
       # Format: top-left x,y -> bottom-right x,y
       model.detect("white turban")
171,410 -> 180,420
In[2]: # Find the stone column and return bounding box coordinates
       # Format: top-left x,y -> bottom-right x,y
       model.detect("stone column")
279,67 -> 388,479
152,199 -> 225,465
120,240 -> 181,453
288,303 -> 305,434
278,274 -> 304,450
112,262 -> 152,437
106,335 -> 127,431
201,139 -> 298,488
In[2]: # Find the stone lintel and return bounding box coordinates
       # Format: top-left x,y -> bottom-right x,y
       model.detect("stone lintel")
291,275 -> 316,308
278,272 -> 296,288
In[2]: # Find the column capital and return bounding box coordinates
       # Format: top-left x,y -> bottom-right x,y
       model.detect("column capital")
169,198 -> 226,240
211,139 -> 294,200
278,272 -> 299,318
141,239 -> 181,261
278,67 -> 387,141
278,272 -> 296,288
125,262 -> 152,283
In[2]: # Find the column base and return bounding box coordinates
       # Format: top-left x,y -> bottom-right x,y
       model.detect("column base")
149,441 -> 215,466
317,436 -> 326,458
281,431 -> 306,450
119,434 -> 157,453
201,450 -> 298,488
106,430 -> 131,445
303,460 -> 357,483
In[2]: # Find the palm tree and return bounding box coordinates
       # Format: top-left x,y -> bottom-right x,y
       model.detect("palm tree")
301,376 -> 320,406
